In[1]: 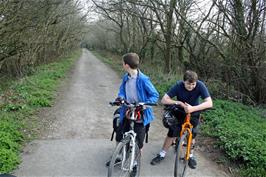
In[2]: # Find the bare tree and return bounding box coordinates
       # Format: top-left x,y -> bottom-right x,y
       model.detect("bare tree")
0,0 -> 86,76
212,0 -> 266,103
86,0 -> 266,103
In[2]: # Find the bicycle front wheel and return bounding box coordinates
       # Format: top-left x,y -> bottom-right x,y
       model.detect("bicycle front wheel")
174,131 -> 189,177
107,136 -> 141,177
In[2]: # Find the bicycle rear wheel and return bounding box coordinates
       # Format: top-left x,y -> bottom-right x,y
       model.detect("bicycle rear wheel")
174,131 -> 189,177
107,136 -> 141,177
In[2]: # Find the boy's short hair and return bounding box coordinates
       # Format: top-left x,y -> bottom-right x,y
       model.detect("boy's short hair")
183,70 -> 198,82
122,53 -> 139,69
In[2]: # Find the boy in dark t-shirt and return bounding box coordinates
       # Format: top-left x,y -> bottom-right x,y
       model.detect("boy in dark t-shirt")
150,70 -> 213,169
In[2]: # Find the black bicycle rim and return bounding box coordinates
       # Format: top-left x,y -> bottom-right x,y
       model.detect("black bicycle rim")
174,131 -> 189,177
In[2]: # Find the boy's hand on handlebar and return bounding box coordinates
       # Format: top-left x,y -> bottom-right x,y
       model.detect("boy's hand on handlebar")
176,101 -> 186,109
110,97 -> 124,106
115,97 -> 123,102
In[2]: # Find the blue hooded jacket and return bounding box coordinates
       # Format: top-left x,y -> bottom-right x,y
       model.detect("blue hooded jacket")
118,71 -> 159,126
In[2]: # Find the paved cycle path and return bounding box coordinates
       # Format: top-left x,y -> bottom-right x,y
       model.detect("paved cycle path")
14,49 -> 230,177
15,139 -> 229,177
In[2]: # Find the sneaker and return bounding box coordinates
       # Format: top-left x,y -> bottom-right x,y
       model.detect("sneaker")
105,158 -> 122,167
188,156 -> 197,169
150,154 -> 165,165
130,165 -> 137,177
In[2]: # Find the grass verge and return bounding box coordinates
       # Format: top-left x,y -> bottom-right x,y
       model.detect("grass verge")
0,49 -> 81,173
202,100 -> 266,177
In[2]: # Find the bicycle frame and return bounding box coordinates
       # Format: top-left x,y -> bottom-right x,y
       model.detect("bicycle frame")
179,113 -> 193,161
119,105 -> 140,172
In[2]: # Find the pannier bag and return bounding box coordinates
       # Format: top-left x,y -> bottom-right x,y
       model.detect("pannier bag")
162,110 -> 178,128
110,108 -> 120,141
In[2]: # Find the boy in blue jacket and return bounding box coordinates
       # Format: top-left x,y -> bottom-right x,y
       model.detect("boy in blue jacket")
106,53 -> 159,175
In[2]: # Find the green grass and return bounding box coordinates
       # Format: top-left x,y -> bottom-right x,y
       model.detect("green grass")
202,100 -> 266,177
0,113 -> 23,172
92,49 -> 266,177
0,49 -> 81,173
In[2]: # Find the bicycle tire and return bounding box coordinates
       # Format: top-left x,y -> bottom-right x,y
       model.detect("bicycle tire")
132,142 -> 141,177
174,130 -> 189,177
107,136 -> 141,177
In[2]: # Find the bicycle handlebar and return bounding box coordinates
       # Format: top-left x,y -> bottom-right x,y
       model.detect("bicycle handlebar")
164,104 -> 214,114
109,100 -> 157,108
109,100 -> 157,121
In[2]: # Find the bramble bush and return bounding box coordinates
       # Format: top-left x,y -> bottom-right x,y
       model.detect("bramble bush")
202,100 -> 266,177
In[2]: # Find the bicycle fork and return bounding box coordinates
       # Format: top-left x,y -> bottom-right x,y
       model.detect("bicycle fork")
180,126 -> 193,160
184,129 -> 193,160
